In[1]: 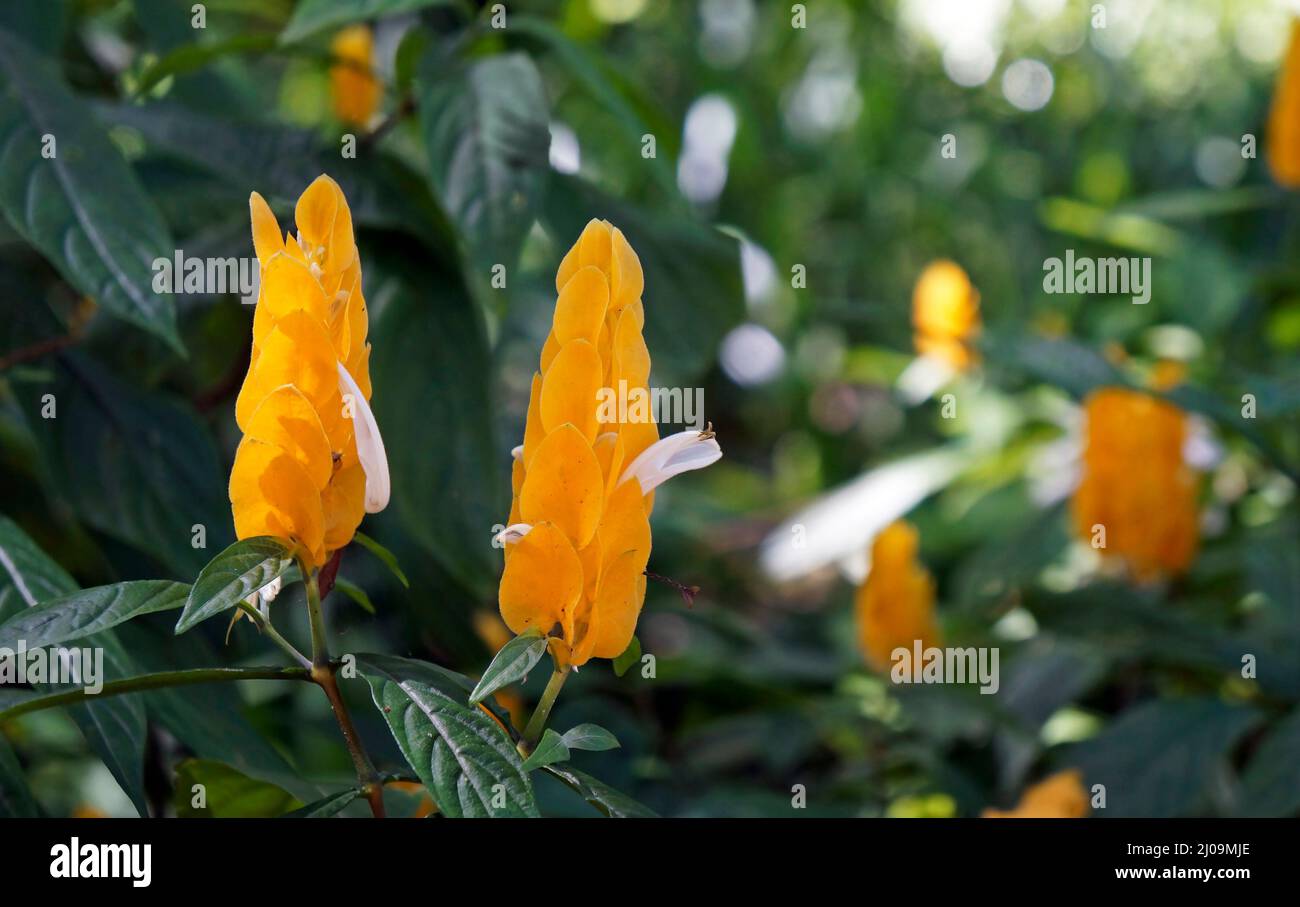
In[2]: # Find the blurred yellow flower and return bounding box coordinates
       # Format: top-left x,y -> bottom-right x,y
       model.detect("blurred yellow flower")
330,25 -> 381,128
912,260 -> 981,370
230,175 -> 389,567
983,769 -> 1089,818
1072,386 -> 1199,579
1268,20 -> 1300,188
496,219 -> 721,668
856,520 -> 941,671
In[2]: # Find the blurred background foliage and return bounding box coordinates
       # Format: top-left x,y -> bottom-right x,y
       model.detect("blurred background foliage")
0,0 -> 1298,817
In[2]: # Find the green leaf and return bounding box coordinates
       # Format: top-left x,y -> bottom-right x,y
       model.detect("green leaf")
279,788 -> 361,818
174,759 -> 302,818
1238,710 -> 1300,817
561,723 -> 620,753
0,28 -> 180,351
542,764 -> 658,818
281,0 -> 455,44
544,174 -> 745,383
521,729 -> 569,772
356,653 -> 539,818
0,580 -> 188,651
368,245 -> 505,596
14,353 -> 231,578
133,33 -> 277,98
612,635 -> 641,678
468,628 -> 546,705
0,516 -> 151,816
334,577 -> 375,614
352,531 -> 409,588
176,536 -> 294,634
418,49 -> 551,272
1065,698 -> 1261,818
0,735 -> 40,817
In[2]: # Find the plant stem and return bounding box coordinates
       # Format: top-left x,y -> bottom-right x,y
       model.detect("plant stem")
301,562 -> 386,818
237,602 -> 312,670
0,667 -> 311,722
521,665 -> 570,748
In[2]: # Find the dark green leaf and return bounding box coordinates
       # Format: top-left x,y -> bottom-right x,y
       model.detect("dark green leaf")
0,580 -> 188,650
0,28 -> 180,350
1238,710 -> 1300,817
418,50 -> 550,272
133,33 -> 277,98
174,759 -> 302,818
468,628 -> 545,705
334,577 -> 375,614
356,653 -> 538,818
0,516 -> 151,816
14,353 -> 230,578
352,530 -> 409,588
521,728 -> 569,772
612,635 -> 640,678
1065,699 -> 1260,818
561,723 -> 620,752
542,764 -> 657,818
176,536 -> 294,634
369,247 -> 505,596
279,788 -> 362,818
281,0 -> 455,44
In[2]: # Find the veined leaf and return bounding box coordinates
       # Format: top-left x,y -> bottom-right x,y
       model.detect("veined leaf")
418,49 -> 551,272
468,628 -> 545,705
0,28 -> 180,350
281,0 -> 456,44
0,580 -> 188,651
561,723 -> 620,753
0,518 -> 152,815
176,536 -> 294,634
542,763 -> 658,818
521,729 -> 569,772
357,653 -> 539,818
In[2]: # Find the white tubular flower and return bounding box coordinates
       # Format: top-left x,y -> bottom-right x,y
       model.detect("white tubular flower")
338,361 -> 390,513
619,426 -> 723,495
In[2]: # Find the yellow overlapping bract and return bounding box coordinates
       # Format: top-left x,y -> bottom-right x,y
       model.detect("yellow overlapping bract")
499,220 -> 658,668
856,521 -> 941,672
912,260 -> 981,370
330,25 -> 381,128
1072,386 -> 1199,580
982,770 -> 1089,818
230,175 -> 374,567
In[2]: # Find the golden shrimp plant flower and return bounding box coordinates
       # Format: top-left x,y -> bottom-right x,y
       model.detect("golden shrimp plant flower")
982,769 -> 1089,818
497,219 -> 721,668
329,25 -> 381,128
229,174 -> 389,568
912,260 -> 981,370
856,520 -> 941,672
1072,385 -> 1199,580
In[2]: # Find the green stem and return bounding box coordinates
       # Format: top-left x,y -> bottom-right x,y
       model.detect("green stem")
522,665 -> 570,748
303,565 -> 330,669
0,667 -> 311,722
300,559 -> 385,818
237,602 -> 312,670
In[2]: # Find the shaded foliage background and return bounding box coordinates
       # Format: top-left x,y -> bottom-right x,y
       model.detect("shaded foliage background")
0,0 -> 1297,817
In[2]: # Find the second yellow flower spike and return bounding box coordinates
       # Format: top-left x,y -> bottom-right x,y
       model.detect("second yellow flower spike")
856,520 -> 941,672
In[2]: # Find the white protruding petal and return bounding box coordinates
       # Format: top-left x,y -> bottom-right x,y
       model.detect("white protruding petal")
262,576 -> 282,603
510,445 -> 524,460
618,428 -> 722,495
337,362 -> 390,513
494,523 -> 533,546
